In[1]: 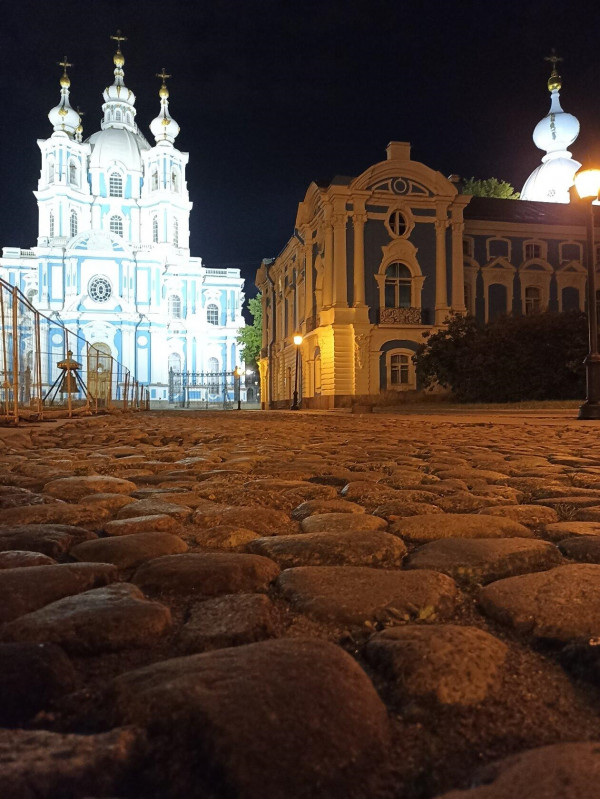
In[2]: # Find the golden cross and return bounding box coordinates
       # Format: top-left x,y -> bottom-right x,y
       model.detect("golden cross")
156,68 -> 171,82
110,30 -> 127,45
544,49 -> 563,68
58,56 -> 72,70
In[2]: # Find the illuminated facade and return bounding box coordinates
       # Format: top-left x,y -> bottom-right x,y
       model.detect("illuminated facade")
0,39 -> 244,401
257,142 -> 594,408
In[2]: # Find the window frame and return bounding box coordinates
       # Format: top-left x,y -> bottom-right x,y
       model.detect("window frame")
109,172 -> 123,198
206,303 -> 220,326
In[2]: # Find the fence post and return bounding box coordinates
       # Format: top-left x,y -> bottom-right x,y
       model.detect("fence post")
123,372 -> 129,411
34,311 -> 43,418
65,330 -> 73,418
84,342 -> 91,414
11,287 -> 19,424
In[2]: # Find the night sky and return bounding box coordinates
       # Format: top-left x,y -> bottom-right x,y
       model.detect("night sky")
2,0 -> 600,301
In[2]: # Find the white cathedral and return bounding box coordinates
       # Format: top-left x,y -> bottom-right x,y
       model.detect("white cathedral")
0,35 -> 244,403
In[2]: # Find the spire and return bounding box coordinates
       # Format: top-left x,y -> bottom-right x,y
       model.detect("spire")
101,30 -> 137,131
520,52 -> 581,203
48,56 -> 81,137
149,68 -> 180,145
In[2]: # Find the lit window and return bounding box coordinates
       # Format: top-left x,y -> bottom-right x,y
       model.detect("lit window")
115,110 -> 122,122
69,161 -> 78,186
49,212 -> 54,237
110,215 -> 123,237
525,242 -> 542,260
390,353 -> 409,385
173,218 -> 179,247
525,285 -> 541,315
207,303 -> 219,325
109,172 -> 123,197
152,216 -> 158,243
388,210 -> 407,237
384,262 -> 412,308
70,210 -> 78,238
168,295 -> 182,318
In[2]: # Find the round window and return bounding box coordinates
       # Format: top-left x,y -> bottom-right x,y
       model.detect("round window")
88,276 -> 112,303
388,210 -> 407,237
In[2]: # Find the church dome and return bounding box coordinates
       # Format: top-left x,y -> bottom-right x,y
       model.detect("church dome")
48,58 -> 80,137
521,56 -> 580,204
149,71 -> 180,145
87,126 -> 150,171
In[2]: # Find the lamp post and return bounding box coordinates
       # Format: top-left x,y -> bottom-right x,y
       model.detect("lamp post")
574,169 -> 600,420
233,365 -> 241,411
291,334 -> 302,410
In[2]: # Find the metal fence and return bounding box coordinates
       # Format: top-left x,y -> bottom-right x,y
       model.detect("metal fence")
169,369 -> 260,408
0,277 -> 148,424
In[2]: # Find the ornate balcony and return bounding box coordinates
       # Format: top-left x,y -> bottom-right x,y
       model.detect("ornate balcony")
378,307 -> 423,325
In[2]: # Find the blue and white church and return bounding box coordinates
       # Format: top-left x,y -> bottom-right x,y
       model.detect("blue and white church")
0,36 -> 244,402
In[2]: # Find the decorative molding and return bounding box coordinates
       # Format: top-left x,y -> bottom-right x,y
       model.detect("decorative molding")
379,307 -> 422,325
365,176 -> 432,196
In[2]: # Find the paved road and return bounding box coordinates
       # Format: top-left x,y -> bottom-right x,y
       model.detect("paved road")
1,409 -> 600,799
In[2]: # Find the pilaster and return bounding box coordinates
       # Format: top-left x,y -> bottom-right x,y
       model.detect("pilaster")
435,217 -> 449,324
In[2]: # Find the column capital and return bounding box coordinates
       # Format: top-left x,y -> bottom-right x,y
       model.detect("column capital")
435,218 -> 449,233
332,212 -> 347,229
352,211 -> 367,226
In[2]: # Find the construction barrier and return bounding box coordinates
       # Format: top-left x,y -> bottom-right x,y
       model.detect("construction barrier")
0,277 -> 149,424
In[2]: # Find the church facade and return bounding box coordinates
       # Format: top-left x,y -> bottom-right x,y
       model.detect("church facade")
0,39 -> 244,403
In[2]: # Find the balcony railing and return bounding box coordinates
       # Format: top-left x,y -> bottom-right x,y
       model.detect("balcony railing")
378,307 -> 424,325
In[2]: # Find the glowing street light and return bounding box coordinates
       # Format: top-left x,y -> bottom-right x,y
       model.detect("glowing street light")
291,334 -> 303,410
574,168 -> 600,419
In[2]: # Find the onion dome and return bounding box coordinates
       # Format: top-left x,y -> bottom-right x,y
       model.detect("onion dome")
101,30 -> 137,132
48,57 -> 81,137
150,69 -> 180,145
521,53 -> 581,203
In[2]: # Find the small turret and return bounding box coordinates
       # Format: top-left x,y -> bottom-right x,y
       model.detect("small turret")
48,57 -> 81,137
150,68 -> 180,145
101,30 -> 138,132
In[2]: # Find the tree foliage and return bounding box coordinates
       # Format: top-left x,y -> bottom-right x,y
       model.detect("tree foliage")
462,177 -> 520,199
414,311 -> 588,402
237,293 -> 263,368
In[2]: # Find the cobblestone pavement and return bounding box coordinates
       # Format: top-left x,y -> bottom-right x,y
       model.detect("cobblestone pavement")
2,409 -> 600,798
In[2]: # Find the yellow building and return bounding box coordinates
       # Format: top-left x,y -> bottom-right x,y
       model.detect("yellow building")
256,142 -> 470,408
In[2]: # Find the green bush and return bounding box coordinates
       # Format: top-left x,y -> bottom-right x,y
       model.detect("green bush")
414,311 -> 588,402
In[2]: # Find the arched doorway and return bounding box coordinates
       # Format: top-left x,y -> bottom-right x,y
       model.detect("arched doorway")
87,342 -> 112,406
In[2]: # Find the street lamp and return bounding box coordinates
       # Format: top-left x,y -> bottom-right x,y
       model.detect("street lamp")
291,334 -> 303,410
574,168 -> 600,420
233,365 -> 242,410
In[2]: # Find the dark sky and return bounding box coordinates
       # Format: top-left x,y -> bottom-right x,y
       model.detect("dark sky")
2,0 -> 600,298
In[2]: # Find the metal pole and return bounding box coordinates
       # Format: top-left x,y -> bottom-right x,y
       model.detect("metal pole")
291,345 -> 300,410
11,287 -> 19,423
123,372 -> 129,411
579,201 -> 600,419
35,311 -> 43,418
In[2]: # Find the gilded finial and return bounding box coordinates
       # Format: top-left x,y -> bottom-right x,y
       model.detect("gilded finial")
156,68 -> 171,99
110,29 -> 127,68
58,56 -> 72,88
544,49 -> 563,92
76,106 -> 84,134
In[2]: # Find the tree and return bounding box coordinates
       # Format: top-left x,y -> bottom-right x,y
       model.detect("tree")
237,293 -> 262,369
414,311 -> 588,402
462,177 -> 520,200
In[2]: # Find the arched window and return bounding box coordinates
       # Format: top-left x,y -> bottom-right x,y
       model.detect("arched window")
69,161 -> 78,186
390,353 -> 410,385
109,215 -> 123,237
152,215 -> 158,243
168,294 -> 182,318
207,303 -> 219,325
49,212 -> 55,237
525,285 -> 541,315
385,263 -> 412,308
70,210 -> 78,238
208,356 -> 219,373
168,353 -> 181,374
173,218 -> 179,247
109,172 -> 123,197
47,157 -> 55,184
115,110 -> 122,122
152,170 -> 159,191
171,169 -> 179,192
